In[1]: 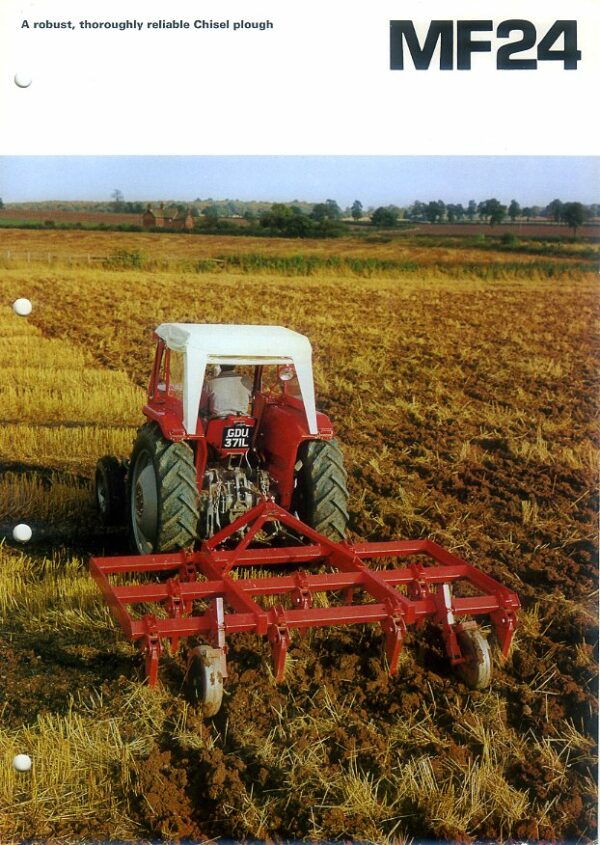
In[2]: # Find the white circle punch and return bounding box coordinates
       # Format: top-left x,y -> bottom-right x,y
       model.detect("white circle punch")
13,754 -> 32,772
14,74 -> 32,88
12,523 -> 33,543
12,298 -> 33,316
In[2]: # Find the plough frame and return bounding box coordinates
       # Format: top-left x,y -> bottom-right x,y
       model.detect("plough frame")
89,499 -> 520,687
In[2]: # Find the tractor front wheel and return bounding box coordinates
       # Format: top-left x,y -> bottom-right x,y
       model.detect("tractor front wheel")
293,438 -> 349,542
128,422 -> 199,554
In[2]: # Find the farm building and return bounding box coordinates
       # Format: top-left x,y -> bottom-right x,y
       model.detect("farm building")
142,203 -> 194,230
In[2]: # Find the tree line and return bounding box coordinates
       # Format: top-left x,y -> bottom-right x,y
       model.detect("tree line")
106,189 -> 598,233
185,196 -> 597,236
241,198 -> 593,237
2,192 -> 596,238
374,198 -> 594,233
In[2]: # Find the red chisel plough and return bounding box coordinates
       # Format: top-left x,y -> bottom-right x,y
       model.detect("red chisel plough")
90,499 -> 519,716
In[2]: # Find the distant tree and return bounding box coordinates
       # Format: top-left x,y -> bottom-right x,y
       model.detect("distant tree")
546,198 -> 563,223
371,206 -> 399,227
489,201 -> 507,226
0,197 -> 4,209
210,202 -> 231,218
311,200 -> 341,222
425,201 -> 437,223
466,200 -> 477,221
508,199 -> 521,222
325,199 -> 341,219
408,200 -> 427,221
111,189 -> 124,212
123,201 -> 145,214
260,203 -> 316,237
561,201 -> 586,235
202,205 -> 219,221
425,200 -> 445,223
243,209 -> 256,222
351,199 -> 363,222
446,203 -> 465,223
478,198 -> 506,226
446,203 -> 463,223
522,206 -> 534,221
310,203 -> 329,222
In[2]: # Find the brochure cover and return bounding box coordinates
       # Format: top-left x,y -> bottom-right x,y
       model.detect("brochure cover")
0,1 -> 598,842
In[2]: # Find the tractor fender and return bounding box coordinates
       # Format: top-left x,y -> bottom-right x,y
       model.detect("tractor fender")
143,405 -> 187,441
256,403 -> 334,508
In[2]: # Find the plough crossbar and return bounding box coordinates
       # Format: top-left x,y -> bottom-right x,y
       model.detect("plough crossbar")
89,499 -> 519,685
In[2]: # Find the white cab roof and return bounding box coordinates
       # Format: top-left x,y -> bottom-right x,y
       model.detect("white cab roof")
155,323 -> 318,435
156,323 -> 312,359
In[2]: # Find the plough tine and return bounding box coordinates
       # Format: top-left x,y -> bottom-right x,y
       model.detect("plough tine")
381,613 -> 407,674
141,614 -> 163,688
269,625 -> 291,682
491,608 -> 518,657
165,578 -> 186,653
145,641 -> 161,687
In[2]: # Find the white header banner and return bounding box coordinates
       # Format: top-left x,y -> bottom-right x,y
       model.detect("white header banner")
0,0 -> 598,154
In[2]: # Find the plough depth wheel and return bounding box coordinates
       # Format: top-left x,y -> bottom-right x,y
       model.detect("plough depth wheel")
456,627 -> 492,690
186,645 -> 225,717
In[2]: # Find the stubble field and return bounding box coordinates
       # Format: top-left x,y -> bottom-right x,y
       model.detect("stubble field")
0,229 -> 598,842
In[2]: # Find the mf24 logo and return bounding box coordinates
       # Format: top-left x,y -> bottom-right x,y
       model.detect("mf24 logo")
390,20 -> 581,70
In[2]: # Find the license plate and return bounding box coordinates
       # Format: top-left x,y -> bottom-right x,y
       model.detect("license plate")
222,424 -> 252,449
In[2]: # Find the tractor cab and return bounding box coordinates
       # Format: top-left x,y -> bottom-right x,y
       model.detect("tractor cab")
146,323 -> 320,440
95,323 -> 348,555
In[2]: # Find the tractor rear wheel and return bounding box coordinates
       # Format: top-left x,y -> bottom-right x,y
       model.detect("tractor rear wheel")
95,455 -> 127,526
128,422 -> 199,554
294,438 -> 349,542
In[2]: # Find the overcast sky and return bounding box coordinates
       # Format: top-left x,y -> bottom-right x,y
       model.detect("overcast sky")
1,156 -> 598,207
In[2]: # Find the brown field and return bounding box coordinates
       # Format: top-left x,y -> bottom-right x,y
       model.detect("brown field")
1,226 -> 597,272
0,228 -> 598,842
0,208 -> 253,228
2,208 -> 599,240
397,222 -> 599,238
0,209 -> 143,226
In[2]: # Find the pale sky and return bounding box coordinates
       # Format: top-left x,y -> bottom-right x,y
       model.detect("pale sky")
1,156 -> 598,207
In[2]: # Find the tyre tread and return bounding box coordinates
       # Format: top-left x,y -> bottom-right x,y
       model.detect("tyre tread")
128,422 -> 199,552
296,438 -> 349,541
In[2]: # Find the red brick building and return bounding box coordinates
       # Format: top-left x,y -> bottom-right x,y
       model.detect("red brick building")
143,203 -> 194,230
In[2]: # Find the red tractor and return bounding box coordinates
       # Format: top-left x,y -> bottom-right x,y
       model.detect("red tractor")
91,323 -> 520,703
95,323 -> 349,551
